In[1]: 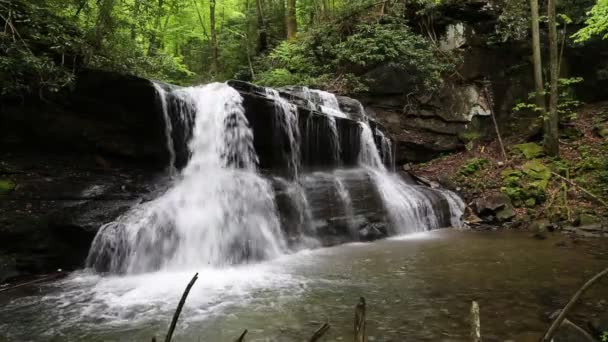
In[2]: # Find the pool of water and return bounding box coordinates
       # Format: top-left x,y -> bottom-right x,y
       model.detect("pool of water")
1,230 -> 607,341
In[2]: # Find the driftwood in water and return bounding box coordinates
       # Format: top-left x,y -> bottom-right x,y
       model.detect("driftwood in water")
310,323 -> 330,342
541,267 -> 608,342
235,329 -> 248,342
165,272 -> 199,342
354,297 -> 366,342
470,301 -> 481,342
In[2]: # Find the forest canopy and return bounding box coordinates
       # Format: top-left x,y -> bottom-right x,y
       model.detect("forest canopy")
0,0 -> 605,98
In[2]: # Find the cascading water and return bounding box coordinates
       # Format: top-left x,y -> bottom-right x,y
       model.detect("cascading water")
333,173 -> 356,237
375,127 -> 394,170
87,83 -> 286,273
326,116 -> 342,164
87,81 -> 465,274
153,82 -> 177,176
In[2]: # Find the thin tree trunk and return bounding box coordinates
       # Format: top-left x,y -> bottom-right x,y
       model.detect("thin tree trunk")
286,0 -> 297,40
255,0 -> 268,52
529,0 -> 545,113
210,0 -> 220,75
545,0 -> 559,157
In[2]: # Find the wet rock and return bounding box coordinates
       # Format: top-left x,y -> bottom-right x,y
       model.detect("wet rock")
359,223 -> 388,241
471,193 -> 514,223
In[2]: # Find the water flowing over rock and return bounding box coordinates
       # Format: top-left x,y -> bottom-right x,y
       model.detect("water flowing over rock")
86,79 -> 465,274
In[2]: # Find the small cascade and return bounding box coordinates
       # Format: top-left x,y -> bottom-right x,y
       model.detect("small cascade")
326,116 -> 342,164
358,122 -> 386,170
375,127 -> 394,170
87,83 -> 285,273
265,88 -> 301,178
153,83 -> 177,176
333,174 -> 356,238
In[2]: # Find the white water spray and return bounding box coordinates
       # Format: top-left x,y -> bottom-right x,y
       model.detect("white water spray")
87,83 -> 286,273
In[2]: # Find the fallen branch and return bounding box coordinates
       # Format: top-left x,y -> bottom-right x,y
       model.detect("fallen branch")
541,267 -> 608,341
354,297 -> 366,342
235,329 -> 248,342
165,273 -> 199,342
0,272 -> 67,293
310,323 -> 330,342
470,301 -> 481,342
551,172 -> 608,207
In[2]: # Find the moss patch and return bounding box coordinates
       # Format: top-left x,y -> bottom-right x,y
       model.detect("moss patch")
513,142 -> 544,159
0,179 -> 16,195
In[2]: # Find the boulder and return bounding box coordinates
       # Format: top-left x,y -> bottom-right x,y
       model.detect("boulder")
471,192 -> 515,222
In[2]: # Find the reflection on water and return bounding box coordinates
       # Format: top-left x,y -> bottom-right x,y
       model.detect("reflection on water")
1,230 -> 607,341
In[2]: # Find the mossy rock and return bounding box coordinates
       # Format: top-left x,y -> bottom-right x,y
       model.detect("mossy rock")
593,124 -> 608,138
459,158 -> 489,176
496,206 -> 515,221
522,159 -> 551,182
579,213 -> 601,226
0,179 -> 16,195
513,143 -> 544,159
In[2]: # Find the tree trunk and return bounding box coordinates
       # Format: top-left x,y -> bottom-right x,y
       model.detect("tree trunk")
286,0 -> 297,40
529,0 -> 545,113
94,0 -> 116,50
210,0 -> 220,75
545,0 -> 559,157
255,0 -> 268,52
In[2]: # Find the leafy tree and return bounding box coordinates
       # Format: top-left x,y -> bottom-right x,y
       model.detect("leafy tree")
573,0 -> 608,41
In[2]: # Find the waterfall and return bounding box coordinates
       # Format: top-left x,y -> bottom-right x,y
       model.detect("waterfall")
87,81 -> 465,275
87,83 -> 286,273
153,83 -> 177,176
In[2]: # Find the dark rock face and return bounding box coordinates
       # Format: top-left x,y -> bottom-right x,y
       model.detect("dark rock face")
1,70 -> 169,167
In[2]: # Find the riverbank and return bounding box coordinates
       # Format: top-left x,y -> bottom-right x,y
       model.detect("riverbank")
413,102 -> 608,232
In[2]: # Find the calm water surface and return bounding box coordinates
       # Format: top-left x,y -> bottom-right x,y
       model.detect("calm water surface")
1,230 -> 607,341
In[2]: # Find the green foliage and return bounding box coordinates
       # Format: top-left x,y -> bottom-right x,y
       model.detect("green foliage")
255,15 -> 452,93
0,0 -> 84,96
573,0 -> 608,42
459,158 -> 489,176
513,143 -> 544,159
513,77 -> 583,121
602,330 -> 608,342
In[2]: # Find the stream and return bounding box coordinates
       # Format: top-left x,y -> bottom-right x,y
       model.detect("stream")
1,229 -> 607,341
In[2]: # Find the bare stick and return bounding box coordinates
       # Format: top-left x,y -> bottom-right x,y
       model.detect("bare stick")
165,273 -> 199,342
470,301 -> 481,342
310,323 -> 330,342
541,267 -> 608,341
551,172 -> 608,207
0,272 -> 67,293
354,297 -> 366,342
235,329 -> 248,342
